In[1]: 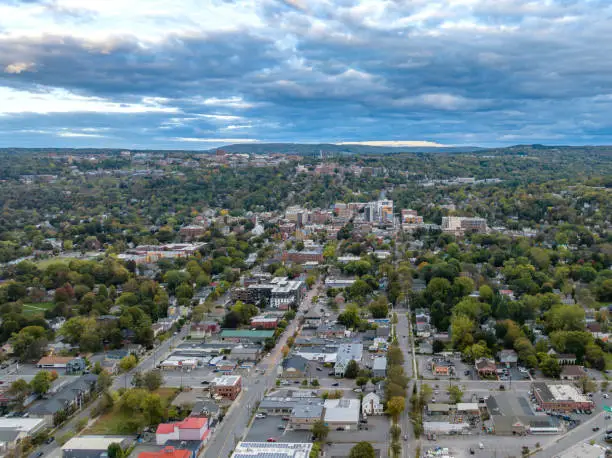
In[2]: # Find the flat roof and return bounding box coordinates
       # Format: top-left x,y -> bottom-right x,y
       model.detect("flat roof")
62,436 -> 129,450
212,375 -> 241,386
232,442 -> 313,458
0,418 -> 46,432
323,399 -> 360,423
556,442 -> 607,458
221,330 -> 275,338
533,382 -> 591,403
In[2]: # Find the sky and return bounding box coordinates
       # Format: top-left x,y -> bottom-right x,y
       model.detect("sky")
1,0 -> 612,149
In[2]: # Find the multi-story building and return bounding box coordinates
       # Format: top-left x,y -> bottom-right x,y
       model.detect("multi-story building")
211,375 -> 242,400
532,382 -> 594,412
364,200 -> 394,225
441,216 -> 488,236
282,249 -> 324,264
233,277 -> 305,309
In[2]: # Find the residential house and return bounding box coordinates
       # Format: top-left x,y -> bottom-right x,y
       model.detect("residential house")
561,365 -> 587,381
335,344 -> 363,376
28,374 -> 98,426
65,358 -> 87,375
282,355 -> 309,379
548,349 -> 577,366
361,392 -> 383,416
101,359 -> 119,375
498,349 -> 519,367
304,309 -> 322,329
190,322 -> 221,339
317,323 -> 347,339
372,357 -> 387,378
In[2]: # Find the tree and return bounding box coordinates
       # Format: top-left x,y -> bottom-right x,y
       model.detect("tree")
30,371 -> 52,395
387,346 -> 404,366
419,384 -> 433,406
8,379 -> 30,408
356,376 -> 369,388
450,315 -> 475,351
432,340 -> 445,354
312,419 -> 329,441
143,370 -> 163,391
345,360 -> 359,379
386,396 -> 406,422
538,354 -> 561,378
448,386 -> 463,404
349,442 -> 376,458
107,443 -> 125,458
11,326 -> 49,361
577,375 -> 597,395
369,300 -> 389,319
426,277 -> 451,302
119,355 -> 138,372
97,370 -> 113,392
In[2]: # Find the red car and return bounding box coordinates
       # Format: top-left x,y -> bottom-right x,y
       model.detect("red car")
267,438 -> 277,442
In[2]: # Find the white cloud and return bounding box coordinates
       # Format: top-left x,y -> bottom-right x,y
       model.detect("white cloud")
4,62 -> 36,74
336,140 -> 449,147
168,137 -> 259,143
57,132 -> 106,138
0,86 -> 179,115
198,97 -> 255,109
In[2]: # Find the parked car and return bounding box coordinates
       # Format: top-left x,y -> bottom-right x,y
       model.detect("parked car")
255,413 -> 266,419
267,437 -> 277,442
45,437 -> 54,444
353,388 -> 362,393
603,394 -> 609,399
316,367 -> 322,371
469,449 -> 475,455
278,424 -> 286,430
332,382 -> 339,386
593,426 -> 601,432
201,380 -> 210,385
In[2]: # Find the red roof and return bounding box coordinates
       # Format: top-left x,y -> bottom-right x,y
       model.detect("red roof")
179,417 -> 207,429
139,447 -> 190,458
156,423 -> 176,434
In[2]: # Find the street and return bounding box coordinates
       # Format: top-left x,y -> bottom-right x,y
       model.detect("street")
202,280 -> 321,457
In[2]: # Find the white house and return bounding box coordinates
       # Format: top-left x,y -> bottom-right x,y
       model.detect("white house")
361,392 -> 383,416
156,417 -> 209,445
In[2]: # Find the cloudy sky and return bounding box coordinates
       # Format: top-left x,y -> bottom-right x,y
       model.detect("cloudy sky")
1,0 -> 612,148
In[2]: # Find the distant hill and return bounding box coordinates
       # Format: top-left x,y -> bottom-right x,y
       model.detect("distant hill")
211,143 -> 483,154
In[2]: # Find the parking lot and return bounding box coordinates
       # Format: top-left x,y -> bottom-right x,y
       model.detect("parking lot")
245,415 -> 311,443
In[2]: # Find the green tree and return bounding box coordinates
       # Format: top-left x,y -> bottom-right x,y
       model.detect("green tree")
345,360 -> 359,379
8,379 -> 30,408
107,443 -> 125,458
356,376 -> 369,389
30,371 -> 52,395
450,315 -> 475,351
349,441 -> 376,458
386,396 -> 406,422
448,386 -> 463,404
119,355 -> 138,372
312,419 -> 329,441
432,340 -> 445,354
11,326 -> 49,361
143,370 -> 163,391
538,354 -> 561,378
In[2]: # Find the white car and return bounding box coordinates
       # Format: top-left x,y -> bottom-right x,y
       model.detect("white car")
603,394 -> 609,399
255,413 -> 266,419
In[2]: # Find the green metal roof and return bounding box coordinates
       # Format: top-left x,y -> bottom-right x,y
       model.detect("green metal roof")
220,329 -> 275,338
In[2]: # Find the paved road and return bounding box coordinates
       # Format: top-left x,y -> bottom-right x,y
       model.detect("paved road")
30,327 -> 189,458
203,281 -> 321,458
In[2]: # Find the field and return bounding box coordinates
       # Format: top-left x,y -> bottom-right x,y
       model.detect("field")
605,352 -> 612,371
35,257 -> 80,268
22,302 -> 55,316
86,388 -> 179,435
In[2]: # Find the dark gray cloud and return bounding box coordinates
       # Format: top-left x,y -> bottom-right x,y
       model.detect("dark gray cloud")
1,0 -> 612,147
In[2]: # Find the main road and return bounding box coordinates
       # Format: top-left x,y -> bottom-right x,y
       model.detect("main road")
203,281 -> 321,458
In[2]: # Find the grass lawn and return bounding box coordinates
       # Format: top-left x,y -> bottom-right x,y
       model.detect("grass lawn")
86,388 -> 179,435
22,302 -> 55,316
35,257 -> 79,268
